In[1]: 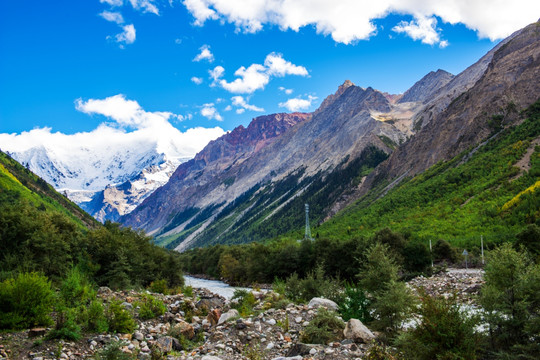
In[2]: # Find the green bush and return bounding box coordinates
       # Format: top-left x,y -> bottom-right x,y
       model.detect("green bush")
182,285 -> 193,297
283,265 -> 341,303
231,289 -> 257,317
337,283 -> 372,322
149,279 -> 169,294
137,294 -> 167,320
0,272 -> 55,329
59,266 -> 96,307
86,300 -> 109,333
396,291 -> 480,360
433,239 -> 457,263
47,307 -> 82,341
94,340 -> 134,360
106,300 -> 136,334
300,308 -> 345,344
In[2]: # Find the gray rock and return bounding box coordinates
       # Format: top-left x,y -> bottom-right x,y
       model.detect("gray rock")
155,336 -> 174,353
133,331 -> 144,341
343,319 -> 375,343
307,297 -> 338,311
217,309 -> 239,325
197,297 -> 225,310
201,356 -> 223,360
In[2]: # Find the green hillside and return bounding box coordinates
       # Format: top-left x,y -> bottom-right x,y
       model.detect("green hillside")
315,102 -> 540,248
0,151 -> 98,229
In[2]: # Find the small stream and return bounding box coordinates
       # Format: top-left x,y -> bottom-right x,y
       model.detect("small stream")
183,275 -> 251,300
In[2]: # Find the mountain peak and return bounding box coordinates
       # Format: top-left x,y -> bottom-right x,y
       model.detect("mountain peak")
314,80 -> 357,116
398,69 -> 454,104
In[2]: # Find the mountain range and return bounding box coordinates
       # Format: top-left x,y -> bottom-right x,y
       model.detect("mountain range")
121,20 -> 539,251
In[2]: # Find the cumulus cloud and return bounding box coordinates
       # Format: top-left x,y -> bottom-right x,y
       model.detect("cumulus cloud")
231,96 -> 264,112
279,95 -> 317,112
113,24 -> 136,46
393,15 -> 442,45
191,76 -> 203,84
0,95 -> 225,190
100,11 -> 125,24
200,103 -> 223,121
210,53 -> 307,94
279,87 -> 293,95
193,44 -> 215,62
182,0 -> 540,43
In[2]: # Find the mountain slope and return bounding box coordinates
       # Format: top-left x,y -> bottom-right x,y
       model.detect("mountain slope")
0,150 -> 98,229
398,69 -> 454,104
122,83 -> 414,250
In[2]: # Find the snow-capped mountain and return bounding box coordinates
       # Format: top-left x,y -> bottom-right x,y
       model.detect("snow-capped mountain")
1,124 -> 225,222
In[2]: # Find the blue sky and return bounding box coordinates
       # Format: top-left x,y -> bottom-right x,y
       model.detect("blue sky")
1,0 -> 538,149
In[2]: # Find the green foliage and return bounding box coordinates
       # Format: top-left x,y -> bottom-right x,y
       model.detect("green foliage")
106,300 -> 136,334
94,340 -> 134,360
231,289 -> 257,317
136,294 -> 166,320
396,291 -> 480,360
47,307 -> 82,341
0,272 -> 55,329
243,342 -> 265,360
364,343 -> 399,360
337,283 -> 372,323
283,265 -> 342,303
182,285 -> 193,297
432,239 -> 458,263
86,300 -> 109,333
59,266 -> 96,308
515,224 -> 540,260
300,308 -> 345,344
480,243 -> 540,357
359,242 -> 399,293
149,279 -> 169,294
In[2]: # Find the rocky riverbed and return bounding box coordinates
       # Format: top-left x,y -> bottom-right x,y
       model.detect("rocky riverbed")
0,268 -> 484,360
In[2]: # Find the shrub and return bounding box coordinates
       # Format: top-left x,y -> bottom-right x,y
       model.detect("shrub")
106,300 -> 136,334
402,242 -> 431,274
149,279 -> 169,294
137,294 -> 167,320
231,289 -> 257,317
283,265 -> 342,303
396,291 -> 480,360
59,266 -> 96,308
47,307 -> 82,341
300,308 -> 345,344
433,239 -> 457,263
337,283 -> 372,322
182,285 -> 193,297
94,340 -> 134,360
0,272 -> 55,329
86,300 -> 108,333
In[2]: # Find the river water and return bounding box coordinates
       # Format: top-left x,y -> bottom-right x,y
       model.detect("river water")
183,275 -> 251,299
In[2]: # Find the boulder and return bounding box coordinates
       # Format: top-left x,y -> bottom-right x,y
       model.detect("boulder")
307,297 -> 338,311
343,319 -> 375,343
155,336 -> 174,353
173,320 -> 195,340
197,297 -> 225,310
207,308 -> 221,326
28,328 -> 47,337
217,309 -> 239,325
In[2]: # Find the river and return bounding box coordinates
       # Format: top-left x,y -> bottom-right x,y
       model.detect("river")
183,275 -> 251,299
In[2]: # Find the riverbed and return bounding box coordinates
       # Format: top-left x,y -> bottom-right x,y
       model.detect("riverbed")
183,275 -> 251,299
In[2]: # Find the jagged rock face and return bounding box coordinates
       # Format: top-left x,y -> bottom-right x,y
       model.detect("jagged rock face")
121,113 -> 311,233
366,20 -> 540,188
121,84 -> 410,242
398,69 -> 454,104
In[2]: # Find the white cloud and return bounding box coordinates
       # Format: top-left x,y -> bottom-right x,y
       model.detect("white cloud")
0,95 -> 225,190
439,40 -> 449,48
265,52 -> 308,77
209,66 -> 225,83
392,15 -> 441,45
100,11 -> 125,24
279,86 -> 293,95
181,0 -> 540,43
236,108 -> 245,114
128,0 -> 159,15
279,95 -> 317,112
193,44 -> 214,62
211,53 -> 308,94
224,105 -> 232,111
231,96 -> 264,112
113,24 -> 136,46
191,76 -> 203,84
200,103 -> 223,121
100,0 -> 123,6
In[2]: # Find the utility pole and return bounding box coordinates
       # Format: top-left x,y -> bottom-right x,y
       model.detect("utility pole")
429,239 -> 433,268
304,203 -> 313,241
481,235 -> 484,265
